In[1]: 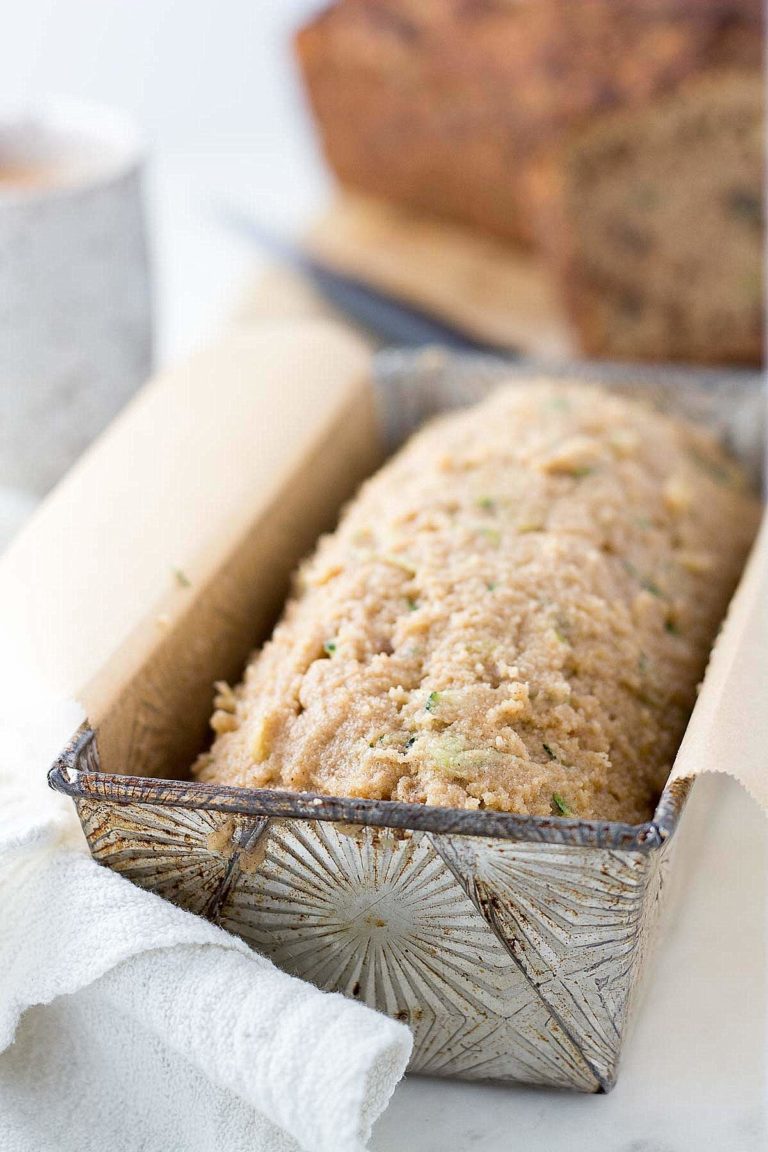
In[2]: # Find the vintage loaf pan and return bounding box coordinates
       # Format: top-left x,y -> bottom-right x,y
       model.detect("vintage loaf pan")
48,334 -> 764,1092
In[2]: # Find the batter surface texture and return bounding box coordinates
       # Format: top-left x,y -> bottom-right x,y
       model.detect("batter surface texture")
195,383 -> 759,823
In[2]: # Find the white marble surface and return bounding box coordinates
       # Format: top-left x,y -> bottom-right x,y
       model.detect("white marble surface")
2,6 -> 766,1147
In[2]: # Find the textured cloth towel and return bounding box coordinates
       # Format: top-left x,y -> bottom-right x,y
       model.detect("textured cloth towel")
0,663 -> 412,1152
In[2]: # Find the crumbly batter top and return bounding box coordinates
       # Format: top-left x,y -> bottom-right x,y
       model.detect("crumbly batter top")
195,382 -> 759,823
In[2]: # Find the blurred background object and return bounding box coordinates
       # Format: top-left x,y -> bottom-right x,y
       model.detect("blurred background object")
0,100 -> 152,498
296,0 -> 765,364
0,0 -> 327,548
0,0 -> 328,366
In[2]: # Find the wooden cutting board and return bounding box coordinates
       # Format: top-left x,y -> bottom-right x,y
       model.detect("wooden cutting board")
235,194 -> 574,358
305,194 -> 574,358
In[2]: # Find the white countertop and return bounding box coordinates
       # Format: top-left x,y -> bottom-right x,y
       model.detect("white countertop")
3,6 -> 766,1145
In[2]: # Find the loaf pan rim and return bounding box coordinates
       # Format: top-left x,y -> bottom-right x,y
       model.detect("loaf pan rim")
48,723 -> 692,852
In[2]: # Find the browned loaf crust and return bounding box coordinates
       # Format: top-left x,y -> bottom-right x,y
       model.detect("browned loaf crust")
296,0 -> 762,247
295,1 -> 764,362
547,71 -> 764,365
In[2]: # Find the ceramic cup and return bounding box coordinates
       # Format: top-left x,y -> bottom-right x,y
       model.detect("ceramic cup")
0,100 -> 153,498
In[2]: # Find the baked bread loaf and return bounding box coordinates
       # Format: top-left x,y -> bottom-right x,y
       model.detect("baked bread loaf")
543,72 -> 764,364
296,0 -> 762,246
195,383 -> 759,823
295,0 -> 764,363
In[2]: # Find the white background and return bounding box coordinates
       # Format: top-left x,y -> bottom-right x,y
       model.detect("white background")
2,5 -> 765,1150
0,0 -> 329,362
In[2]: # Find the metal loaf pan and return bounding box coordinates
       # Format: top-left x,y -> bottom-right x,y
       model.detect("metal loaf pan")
49,354 -> 764,1093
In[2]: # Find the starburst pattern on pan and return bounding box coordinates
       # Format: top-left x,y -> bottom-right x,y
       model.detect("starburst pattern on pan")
72,789 -> 676,1091
216,820 -> 600,1087
433,835 -> 669,1086
78,798 -> 267,918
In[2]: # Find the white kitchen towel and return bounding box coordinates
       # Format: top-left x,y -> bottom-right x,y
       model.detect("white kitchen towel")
0,669 -> 412,1152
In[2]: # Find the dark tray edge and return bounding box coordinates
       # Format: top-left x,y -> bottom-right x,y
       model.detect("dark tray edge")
49,724 -> 692,853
